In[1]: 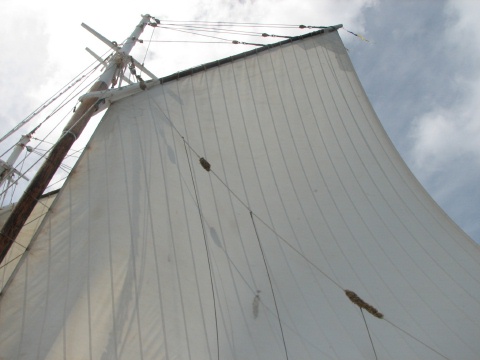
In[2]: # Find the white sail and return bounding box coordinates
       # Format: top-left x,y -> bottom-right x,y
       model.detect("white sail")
0,191 -> 57,292
1,27 -> 479,359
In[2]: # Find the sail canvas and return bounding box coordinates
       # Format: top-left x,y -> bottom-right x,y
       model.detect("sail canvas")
0,191 -> 57,292
0,27 -> 479,360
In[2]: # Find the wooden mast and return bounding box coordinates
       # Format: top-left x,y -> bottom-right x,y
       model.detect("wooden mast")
0,14 -> 152,264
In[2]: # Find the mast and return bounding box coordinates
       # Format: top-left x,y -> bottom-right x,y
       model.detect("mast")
0,14 -> 152,264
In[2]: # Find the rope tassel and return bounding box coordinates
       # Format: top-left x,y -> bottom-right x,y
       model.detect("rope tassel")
345,290 -> 384,319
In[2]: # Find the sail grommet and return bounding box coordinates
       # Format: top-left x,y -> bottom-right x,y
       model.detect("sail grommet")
199,157 -> 211,171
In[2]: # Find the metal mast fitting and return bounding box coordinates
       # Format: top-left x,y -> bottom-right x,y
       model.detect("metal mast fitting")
0,14 -> 152,264
0,134 -> 31,186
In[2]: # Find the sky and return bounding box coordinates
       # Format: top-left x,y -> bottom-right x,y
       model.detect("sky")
1,0 -> 479,243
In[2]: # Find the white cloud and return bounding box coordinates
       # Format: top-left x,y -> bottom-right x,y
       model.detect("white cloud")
412,94 -> 480,172
411,0 -> 480,174
0,7 -> 50,125
401,0 -> 480,241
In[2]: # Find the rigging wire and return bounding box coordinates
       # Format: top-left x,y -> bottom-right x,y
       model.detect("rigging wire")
140,25 -> 156,74
154,26 -> 263,46
183,139 -> 220,360
0,56 -> 104,200
383,318 -> 450,360
0,143 -> 17,160
0,253 -> 24,271
0,62 -> 103,199
0,99 -> 99,199
27,62 -> 103,135
157,25 -> 241,43
157,20 -> 315,29
0,149 -> 28,207
45,175 -> 68,192
250,211 -> 289,360
0,98 -> 98,272
158,24 -> 275,37
0,58 -> 104,144
360,308 -> 379,360
0,49 -> 109,199
138,40 -> 233,45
